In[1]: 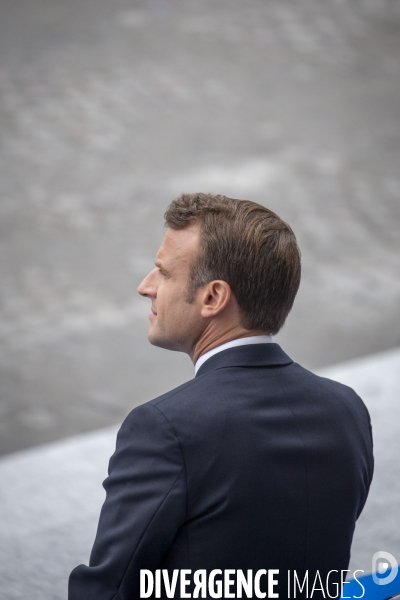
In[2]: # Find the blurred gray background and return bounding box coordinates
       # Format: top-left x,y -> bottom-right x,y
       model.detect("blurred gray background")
1,0 -> 400,457
1,1 -> 400,599
0,0 -> 400,454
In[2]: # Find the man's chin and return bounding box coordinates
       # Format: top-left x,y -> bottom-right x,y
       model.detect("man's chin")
147,329 -> 184,353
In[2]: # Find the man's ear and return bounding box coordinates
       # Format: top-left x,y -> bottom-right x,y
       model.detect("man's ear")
200,280 -> 232,318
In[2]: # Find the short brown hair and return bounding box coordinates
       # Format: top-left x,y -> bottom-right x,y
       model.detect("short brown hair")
164,193 -> 301,335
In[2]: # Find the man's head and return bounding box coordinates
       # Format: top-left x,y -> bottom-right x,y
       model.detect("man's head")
138,193 -> 301,358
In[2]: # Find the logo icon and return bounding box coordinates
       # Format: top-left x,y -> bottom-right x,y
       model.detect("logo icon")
372,551 -> 398,586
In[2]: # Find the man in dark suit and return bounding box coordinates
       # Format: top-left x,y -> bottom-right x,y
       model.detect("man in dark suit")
69,193 -> 373,599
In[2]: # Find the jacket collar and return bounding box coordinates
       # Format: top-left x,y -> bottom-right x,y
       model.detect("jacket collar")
195,343 -> 293,377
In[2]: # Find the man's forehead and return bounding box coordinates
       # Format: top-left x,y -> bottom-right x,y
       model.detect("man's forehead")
157,226 -> 199,264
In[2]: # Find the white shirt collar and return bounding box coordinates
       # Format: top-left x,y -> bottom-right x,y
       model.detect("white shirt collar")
194,335 -> 273,375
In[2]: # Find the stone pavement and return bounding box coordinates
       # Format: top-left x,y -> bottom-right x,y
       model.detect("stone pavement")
0,346 -> 399,600
1,0 -> 400,456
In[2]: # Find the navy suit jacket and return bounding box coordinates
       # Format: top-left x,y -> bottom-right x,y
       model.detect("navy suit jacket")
69,343 -> 373,599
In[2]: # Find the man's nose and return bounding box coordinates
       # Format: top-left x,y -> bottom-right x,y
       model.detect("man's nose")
137,269 -> 157,298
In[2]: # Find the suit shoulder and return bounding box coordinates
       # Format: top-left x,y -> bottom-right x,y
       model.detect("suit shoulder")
289,362 -> 370,417
289,361 -> 358,395
122,376 -> 202,425
148,376 -> 206,410
116,390 -> 192,452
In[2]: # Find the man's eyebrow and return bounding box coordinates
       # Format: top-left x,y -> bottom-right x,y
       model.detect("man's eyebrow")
155,260 -> 170,273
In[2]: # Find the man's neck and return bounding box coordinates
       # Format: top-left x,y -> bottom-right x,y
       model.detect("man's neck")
194,334 -> 273,375
191,326 -> 268,365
